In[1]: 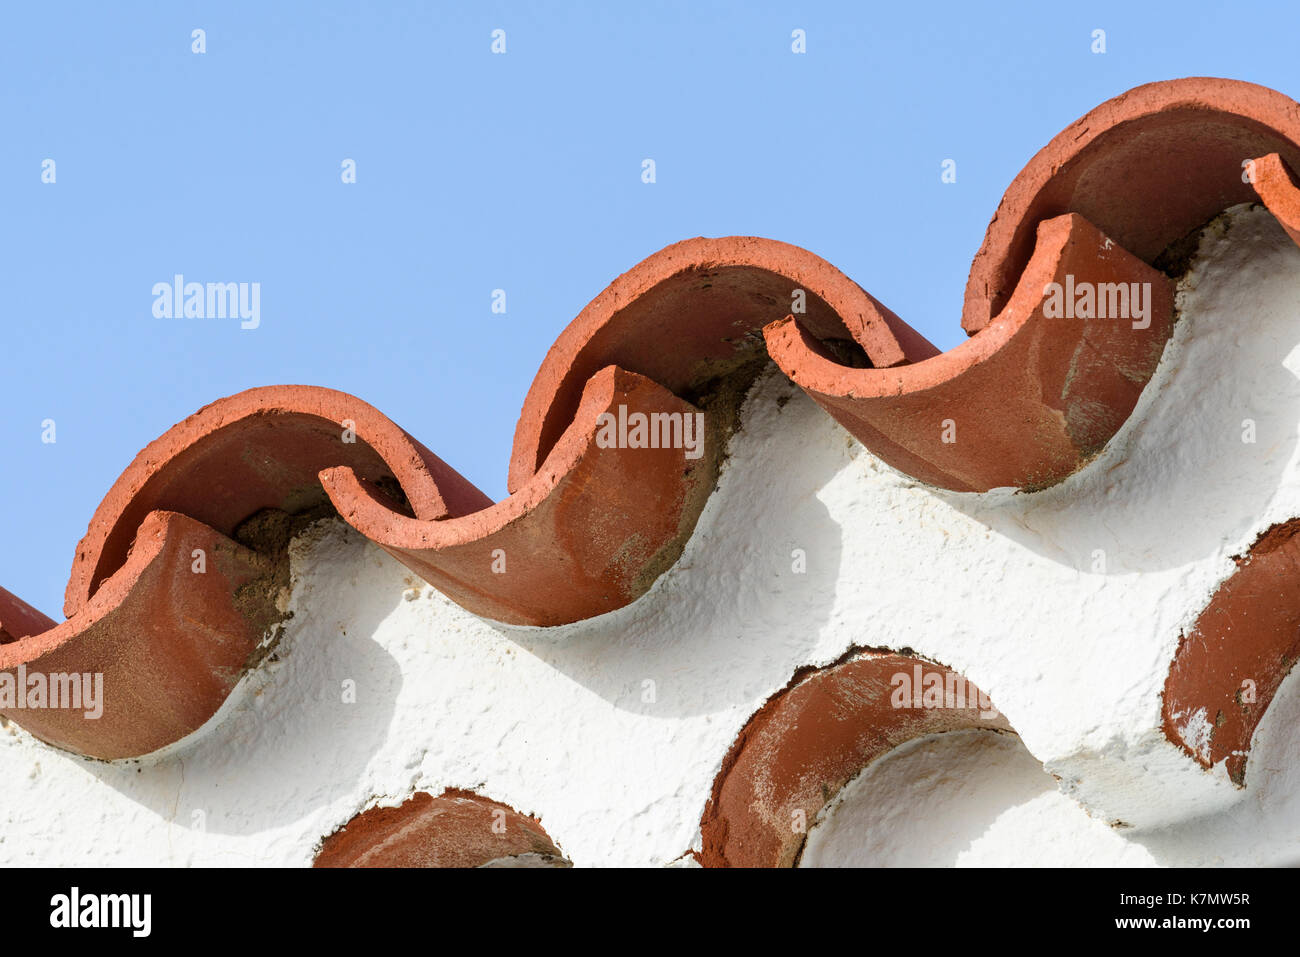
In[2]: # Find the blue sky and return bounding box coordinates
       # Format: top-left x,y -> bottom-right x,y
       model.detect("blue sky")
4,0 -> 1300,616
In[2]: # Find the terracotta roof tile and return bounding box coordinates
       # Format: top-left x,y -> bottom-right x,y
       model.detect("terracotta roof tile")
768,212 -> 1173,490
321,364 -> 717,625
962,77 -> 1300,331
699,651 -> 1010,868
1252,152 -> 1300,247
1163,519 -> 1300,785
314,790 -> 569,868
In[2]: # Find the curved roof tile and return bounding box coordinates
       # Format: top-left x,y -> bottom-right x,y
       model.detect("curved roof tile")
314,790 -> 569,868
699,651 -> 1011,867
1163,520 -> 1300,786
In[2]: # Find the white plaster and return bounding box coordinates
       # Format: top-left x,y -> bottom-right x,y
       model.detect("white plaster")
800,730 -> 1152,867
0,205 -> 1298,866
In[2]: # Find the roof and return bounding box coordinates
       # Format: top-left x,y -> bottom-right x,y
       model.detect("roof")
2,78 -> 1299,858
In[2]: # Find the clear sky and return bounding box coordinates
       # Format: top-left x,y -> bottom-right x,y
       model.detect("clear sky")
4,0 -> 1299,616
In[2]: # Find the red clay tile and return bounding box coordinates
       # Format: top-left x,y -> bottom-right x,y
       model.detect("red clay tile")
767,213 -> 1174,491
964,77 -> 1300,333
1,511 -> 278,759
63,385 -> 490,621
314,790 -> 568,867
0,586 -> 56,645
321,365 -> 717,625
506,236 -> 940,492
1251,152 -> 1300,249
699,651 -> 1010,868
1162,519 -> 1300,786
